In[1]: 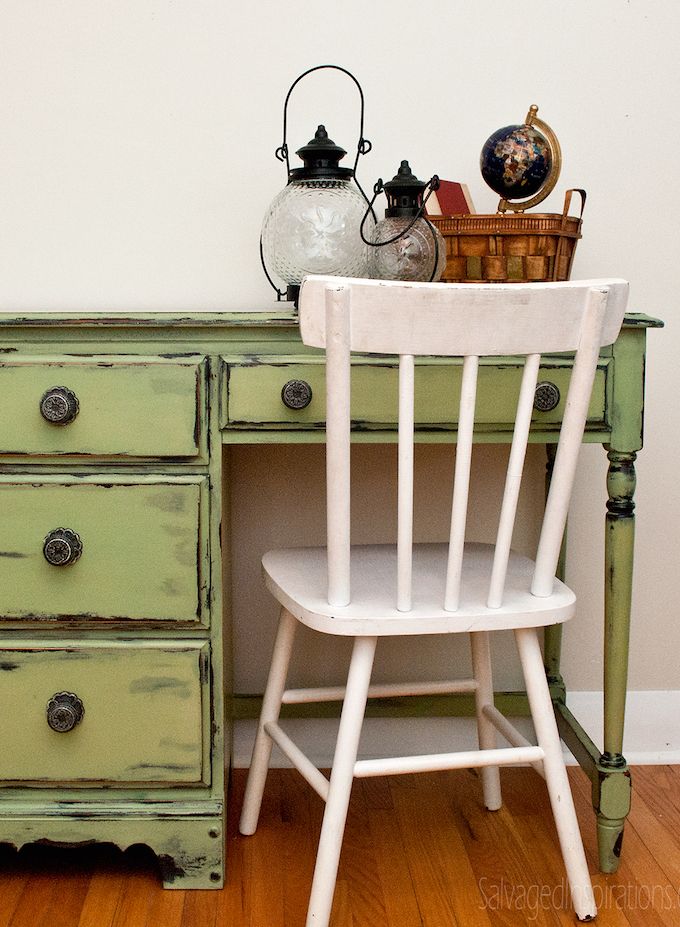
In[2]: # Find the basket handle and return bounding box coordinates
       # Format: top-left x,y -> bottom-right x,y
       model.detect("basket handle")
562,188 -> 586,222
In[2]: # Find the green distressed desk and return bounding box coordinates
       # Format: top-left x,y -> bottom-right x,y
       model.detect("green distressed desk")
0,308 -> 661,884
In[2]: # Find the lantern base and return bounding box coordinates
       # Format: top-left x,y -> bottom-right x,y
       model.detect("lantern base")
286,284 -> 300,306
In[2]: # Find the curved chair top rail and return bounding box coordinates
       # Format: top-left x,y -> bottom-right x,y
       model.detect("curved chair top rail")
298,276 -> 629,357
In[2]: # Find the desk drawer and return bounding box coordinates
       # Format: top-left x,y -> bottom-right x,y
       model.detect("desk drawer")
0,641 -> 208,785
0,356 -> 204,459
223,358 -> 609,431
0,476 -> 208,624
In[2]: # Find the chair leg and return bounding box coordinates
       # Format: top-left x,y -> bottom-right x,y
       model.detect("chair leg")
470,631 -> 502,811
306,635 -> 377,927
239,607 -> 298,836
515,627 -> 597,922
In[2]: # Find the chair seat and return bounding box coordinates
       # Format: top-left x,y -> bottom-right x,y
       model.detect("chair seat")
262,542 -> 576,636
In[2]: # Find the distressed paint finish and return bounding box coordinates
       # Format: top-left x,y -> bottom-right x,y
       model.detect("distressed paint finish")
0,308 -> 660,888
0,813 -> 224,888
0,356 -> 204,459
0,641 -> 207,783
224,355 -> 609,431
0,475 -> 207,623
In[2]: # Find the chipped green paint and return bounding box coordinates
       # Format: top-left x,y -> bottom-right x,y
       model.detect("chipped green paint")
0,814 -> 225,888
0,356 -> 205,459
0,641 -> 207,784
0,309 -> 661,888
0,475 -> 207,623
223,355 -> 609,431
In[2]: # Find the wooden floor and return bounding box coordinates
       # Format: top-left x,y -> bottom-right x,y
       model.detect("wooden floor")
1,765 -> 679,926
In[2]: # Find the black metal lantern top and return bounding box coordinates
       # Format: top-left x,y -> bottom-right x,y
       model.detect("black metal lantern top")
290,125 -> 354,181
383,161 -> 428,217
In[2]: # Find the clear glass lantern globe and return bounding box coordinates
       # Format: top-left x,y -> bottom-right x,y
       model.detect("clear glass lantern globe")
369,160 -> 446,283
370,216 -> 446,282
261,126 -> 370,301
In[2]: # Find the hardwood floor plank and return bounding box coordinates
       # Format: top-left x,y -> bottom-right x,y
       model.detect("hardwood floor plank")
108,847 -> 159,927
7,864 -> 61,927
338,781 -> 389,926
145,885 -> 186,927
389,771 -> 497,926
77,867 -> 127,927
1,768 -> 679,927
568,767 -> 670,927
181,890 -> 219,927
366,806 -> 424,927
494,770 -> 583,926
437,769 -> 564,927
34,863 -> 92,927
0,848 -> 30,927
232,768 -> 286,927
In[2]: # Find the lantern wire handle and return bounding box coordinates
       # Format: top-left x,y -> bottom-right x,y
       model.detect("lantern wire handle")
263,64 -> 376,300
277,64 -> 372,193
259,236 -> 287,300
360,176 -> 442,283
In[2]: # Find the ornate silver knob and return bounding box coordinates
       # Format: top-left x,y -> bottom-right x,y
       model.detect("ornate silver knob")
46,692 -> 85,732
281,379 -> 313,410
40,386 -> 79,425
43,528 -> 83,566
533,381 -> 561,412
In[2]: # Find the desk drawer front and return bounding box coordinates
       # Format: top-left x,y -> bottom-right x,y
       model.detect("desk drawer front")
0,476 -> 207,624
0,642 -> 207,785
224,359 -> 608,430
0,357 -> 204,458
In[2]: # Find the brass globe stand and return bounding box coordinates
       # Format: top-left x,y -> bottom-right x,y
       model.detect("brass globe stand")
497,105 -> 563,213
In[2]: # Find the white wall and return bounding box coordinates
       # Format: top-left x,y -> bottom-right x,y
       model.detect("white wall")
1,2 -> 678,707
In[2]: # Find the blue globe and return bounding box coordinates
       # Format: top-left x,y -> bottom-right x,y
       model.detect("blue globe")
480,124 -> 552,200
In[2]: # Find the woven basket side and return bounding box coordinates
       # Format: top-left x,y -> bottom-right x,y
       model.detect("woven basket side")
429,213 -> 582,284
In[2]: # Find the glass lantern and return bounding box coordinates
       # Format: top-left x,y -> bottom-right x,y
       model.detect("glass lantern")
368,161 -> 446,282
261,125 -> 370,303
260,65 -> 374,305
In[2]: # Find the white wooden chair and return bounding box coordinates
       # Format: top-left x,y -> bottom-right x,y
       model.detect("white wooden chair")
240,275 -> 629,925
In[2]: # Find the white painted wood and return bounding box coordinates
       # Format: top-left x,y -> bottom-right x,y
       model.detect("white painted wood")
354,744 -> 545,778
444,354 -> 478,611
325,284 -> 352,608
471,631 -> 502,809
397,353 -> 415,611
263,543 -> 576,635
244,278 -> 630,926
281,677 -> 477,704
306,636 -> 377,927
299,276 -> 628,356
487,353 -> 541,608
235,691 -> 680,770
482,704 -> 545,778
263,721 -> 329,801
532,287 -> 610,596
239,607 -> 297,835
516,627 -> 597,921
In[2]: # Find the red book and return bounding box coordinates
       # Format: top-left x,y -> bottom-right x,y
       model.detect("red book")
426,180 -> 475,216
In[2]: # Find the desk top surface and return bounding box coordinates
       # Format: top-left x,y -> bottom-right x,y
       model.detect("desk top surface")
0,310 -> 663,331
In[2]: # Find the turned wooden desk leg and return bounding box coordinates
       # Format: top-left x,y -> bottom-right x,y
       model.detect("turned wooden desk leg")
596,448 -> 635,872
543,443 -> 567,700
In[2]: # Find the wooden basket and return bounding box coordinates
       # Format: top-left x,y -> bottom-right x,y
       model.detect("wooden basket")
428,189 -> 585,283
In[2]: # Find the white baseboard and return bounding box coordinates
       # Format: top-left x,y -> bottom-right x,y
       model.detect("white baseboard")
233,690 -> 680,768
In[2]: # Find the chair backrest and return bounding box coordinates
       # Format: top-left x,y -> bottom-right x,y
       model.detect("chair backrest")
298,275 -> 629,611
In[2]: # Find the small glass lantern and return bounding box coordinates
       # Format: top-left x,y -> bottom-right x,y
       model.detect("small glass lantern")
260,66 -> 373,304
367,161 -> 446,282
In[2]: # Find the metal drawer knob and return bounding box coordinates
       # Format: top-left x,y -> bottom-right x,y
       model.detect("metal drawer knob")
533,381 -> 561,412
46,692 -> 85,733
43,528 -> 83,566
40,386 -> 79,425
281,379 -> 313,410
